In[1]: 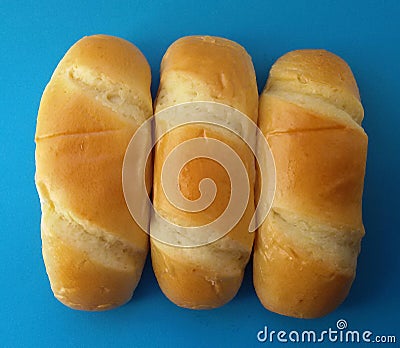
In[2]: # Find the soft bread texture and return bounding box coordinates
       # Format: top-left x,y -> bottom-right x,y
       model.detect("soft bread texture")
254,50 -> 368,318
151,36 -> 258,309
35,35 -> 153,310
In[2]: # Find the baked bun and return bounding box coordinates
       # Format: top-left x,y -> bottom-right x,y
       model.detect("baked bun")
151,36 -> 258,309
254,49 -> 368,318
35,35 -> 153,310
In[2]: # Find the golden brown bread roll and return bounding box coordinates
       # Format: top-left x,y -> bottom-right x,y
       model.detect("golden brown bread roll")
35,35 -> 153,310
150,36 -> 258,309
254,49 -> 368,318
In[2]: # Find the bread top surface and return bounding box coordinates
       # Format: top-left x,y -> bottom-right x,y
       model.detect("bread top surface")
261,97 -> 367,230
253,215 -> 355,318
258,49 -> 367,270
41,199 -> 147,310
264,49 -> 364,125
151,36 -> 258,269
36,35 -> 152,139
35,35 -> 152,251
156,35 -> 258,122
153,124 -> 256,248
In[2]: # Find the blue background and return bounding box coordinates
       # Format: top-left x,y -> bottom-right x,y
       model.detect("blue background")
1,1 -> 399,347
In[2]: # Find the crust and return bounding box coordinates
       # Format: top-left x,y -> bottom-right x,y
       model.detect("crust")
156,35 -> 258,121
253,215 -> 355,318
151,242 -> 244,309
35,35 -> 152,310
151,35 -> 258,308
41,206 -> 146,311
266,49 -> 364,123
254,49 -> 367,318
259,95 -> 367,229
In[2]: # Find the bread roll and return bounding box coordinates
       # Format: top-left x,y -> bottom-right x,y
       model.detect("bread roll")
35,35 -> 153,310
254,50 -> 368,318
151,36 -> 258,309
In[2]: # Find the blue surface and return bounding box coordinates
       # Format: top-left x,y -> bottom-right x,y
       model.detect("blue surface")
1,1 -> 399,347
